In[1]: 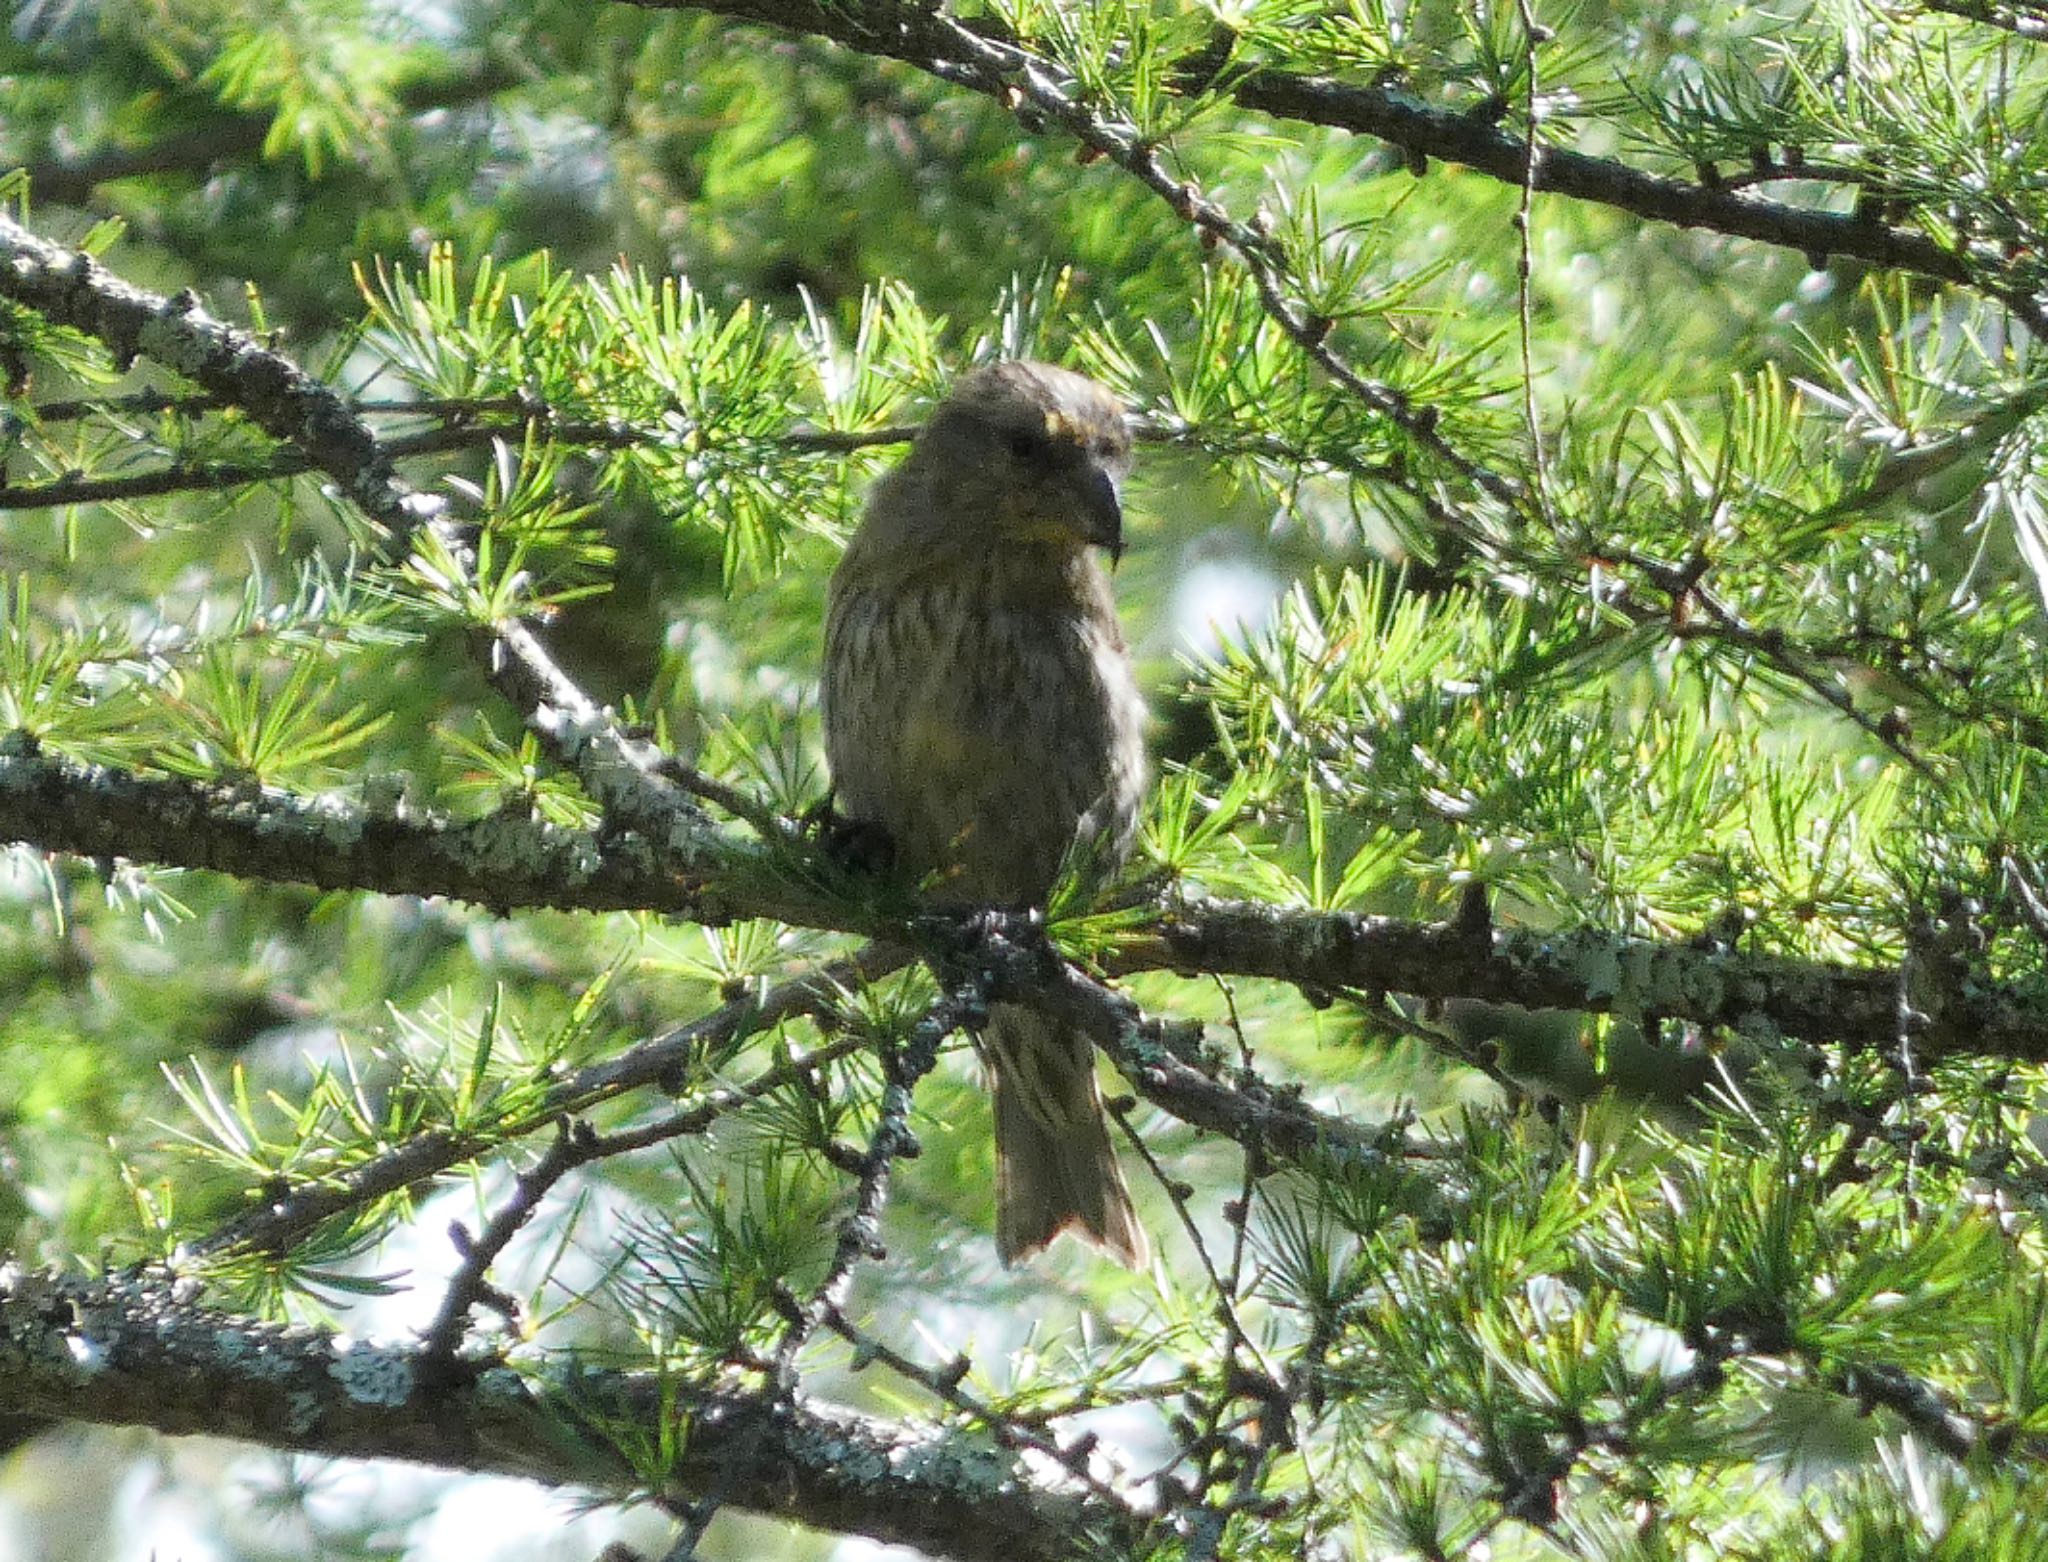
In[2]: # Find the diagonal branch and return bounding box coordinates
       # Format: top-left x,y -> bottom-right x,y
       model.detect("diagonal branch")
1224,70 -> 2048,330
0,213 -> 715,872
942,915 -> 1422,1169
633,0 -> 2046,336
416,1118 -> 603,1375
668,984 -> 971,1553
638,0 -> 1520,520
32,4 -> 2033,326
1915,0 -> 2048,42
190,950 -> 901,1259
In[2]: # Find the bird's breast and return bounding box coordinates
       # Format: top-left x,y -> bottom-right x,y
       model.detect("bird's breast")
823,561 -> 1145,904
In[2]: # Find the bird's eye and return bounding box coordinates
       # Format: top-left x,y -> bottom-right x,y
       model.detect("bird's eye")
1008,429 -> 1044,461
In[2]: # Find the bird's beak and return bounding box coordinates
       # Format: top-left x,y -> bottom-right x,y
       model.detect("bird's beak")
1075,463 -> 1124,565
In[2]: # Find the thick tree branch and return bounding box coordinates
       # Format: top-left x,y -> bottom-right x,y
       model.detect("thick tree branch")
1120,901 -> 2048,1064
0,1270 -> 1126,1562
0,742 -> 757,921
636,0 -> 2047,335
8,744 -> 2048,1066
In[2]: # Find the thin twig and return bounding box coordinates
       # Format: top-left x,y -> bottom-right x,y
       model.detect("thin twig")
2001,854 -> 2048,947
668,980 -> 969,1555
1513,0 -> 1554,525
817,1304 -> 1134,1506
417,1117 -> 603,1374
190,949 -> 899,1259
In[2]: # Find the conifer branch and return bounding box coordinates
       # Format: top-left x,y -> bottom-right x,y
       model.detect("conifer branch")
635,0 -> 2048,335
0,213 -> 718,877
0,1270 -> 1125,1562
190,956 -> 894,1259
8,745 -> 2048,1067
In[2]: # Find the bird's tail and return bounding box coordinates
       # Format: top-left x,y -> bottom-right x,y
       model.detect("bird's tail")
982,1002 -> 1148,1267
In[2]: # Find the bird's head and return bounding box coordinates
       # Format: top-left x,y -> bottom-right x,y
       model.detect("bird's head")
913,361 -> 1133,562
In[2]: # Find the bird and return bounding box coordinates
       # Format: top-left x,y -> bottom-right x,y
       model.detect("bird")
822,360 -> 1149,1266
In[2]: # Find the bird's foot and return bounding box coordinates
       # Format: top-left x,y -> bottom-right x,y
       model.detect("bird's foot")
805,799 -> 897,878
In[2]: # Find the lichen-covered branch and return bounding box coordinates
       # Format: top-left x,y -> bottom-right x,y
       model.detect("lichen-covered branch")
0,741 -> 747,919
0,1269 -> 1127,1562
1122,900 -> 2048,1063
0,216 -> 420,527
9,743 -> 2048,1065
0,214 -> 716,871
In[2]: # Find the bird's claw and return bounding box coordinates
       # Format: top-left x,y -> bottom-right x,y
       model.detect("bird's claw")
805,799 -> 897,877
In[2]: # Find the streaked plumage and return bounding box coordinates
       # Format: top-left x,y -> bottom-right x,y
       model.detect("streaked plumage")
823,361 -> 1148,1265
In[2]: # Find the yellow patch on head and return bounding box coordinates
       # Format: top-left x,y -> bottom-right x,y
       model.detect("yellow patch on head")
1016,518 -> 1086,546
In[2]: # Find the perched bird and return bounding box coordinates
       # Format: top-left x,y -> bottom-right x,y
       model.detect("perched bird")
823,361 -> 1149,1266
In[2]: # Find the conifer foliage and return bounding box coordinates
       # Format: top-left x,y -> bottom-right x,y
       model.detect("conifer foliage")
5,1 -> 2048,1557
